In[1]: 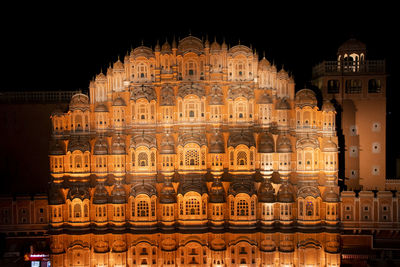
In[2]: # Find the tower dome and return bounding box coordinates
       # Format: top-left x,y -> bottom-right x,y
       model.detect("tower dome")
258,179 -> 275,203
338,38 -> 366,57
159,134 -> 175,154
277,182 -> 294,202
209,131 -> 225,154
276,135 -> 292,153
295,89 -> 317,108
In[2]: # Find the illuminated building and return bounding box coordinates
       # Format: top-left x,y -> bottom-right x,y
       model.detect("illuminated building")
45,35 -> 344,266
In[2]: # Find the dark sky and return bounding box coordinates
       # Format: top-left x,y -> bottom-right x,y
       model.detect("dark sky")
0,4 -> 398,182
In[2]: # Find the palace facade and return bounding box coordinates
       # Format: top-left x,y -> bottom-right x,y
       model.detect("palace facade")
46,35 -> 343,266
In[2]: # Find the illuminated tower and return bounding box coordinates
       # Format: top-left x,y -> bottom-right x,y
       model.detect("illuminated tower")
312,38 -> 387,190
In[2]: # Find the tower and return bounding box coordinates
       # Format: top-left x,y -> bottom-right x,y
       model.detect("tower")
312,38 -> 387,190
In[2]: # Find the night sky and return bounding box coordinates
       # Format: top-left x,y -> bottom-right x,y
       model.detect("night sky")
0,4 -> 398,186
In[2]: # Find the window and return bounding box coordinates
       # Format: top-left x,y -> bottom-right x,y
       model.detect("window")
237,200 -> 249,216
74,204 -> 81,218
306,201 -> 313,216
345,79 -> 362,94
327,80 -> 340,94
368,79 -> 381,93
137,201 -> 149,217
185,198 -> 200,215
138,152 -> 148,167
237,151 -> 247,166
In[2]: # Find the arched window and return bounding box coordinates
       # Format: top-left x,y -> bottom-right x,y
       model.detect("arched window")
237,199 -> 249,216
137,200 -> 149,217
74,203 -> 81,218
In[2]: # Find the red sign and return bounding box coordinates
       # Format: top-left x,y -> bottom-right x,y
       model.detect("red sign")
24,253 -> 50,261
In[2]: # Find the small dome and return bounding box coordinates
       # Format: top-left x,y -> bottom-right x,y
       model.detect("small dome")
161,40 -> 172,52
277,68 -> 289,79
258,57 -> 271,70
210,38 -> 221,51
258,132 -> 275,153
208,132 -> 225,154
111,135 -> 126,155
258,179 -> 275,203
277,182 -> 294,203
113,59 -> 124,70
296,137 -> 319,150
111,183 -> 126,204
93,137 -> 108,155
113,97 -> 126,106
94,104 -> 108,112
322,100 -> 335,112
95,72 -> 107,82
131,45 -> 154,58
297,186 -> 320,198
93,183 -> 109,204
276,135 -> 292,153
275,97 -> 291,110
69,93 -> 89,111
257,92 -> 273,104
295,89 -> 317,108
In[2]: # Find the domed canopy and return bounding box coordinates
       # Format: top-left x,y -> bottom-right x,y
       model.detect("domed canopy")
321,139 -> 338,152
297,186 -> 321,199
111,183 -> 126,204
131,45 -> 154,59
67,136 -> 90,152
338,38 -> 366,56
113,97 -> 126,107
258,57 -> 271,70
177,175 -> 208,195
161,40 -> 172,53
228,179 -> 256,196
258,132 -> 275,153
130,183 -> 156,197
67,185 -> 90,200
276,97 -> 291,110
177,35 -> 204,55
113,59 -> 124,70
209,179 -> 225,203
228,131 -> 255,148
49,183 -> 65,205
277,182 -> 294,203
159,178 -> 176,204
322,187 -> 339,203
95,104 -> 109,112
322,100 -> 335,112
131,85 -> 157,102
210,38 -> 221,51
296,137 -> 319,150
111,134 -> 126,155
93,137 -> 108,155
258,179 -> 275,203
69,93 -> 89,112
160,133 -> 175,154
295,89 -> 317,108
257,91 -> 273,104
160,86 -> 175,106
93,183 -> 109,204
208,132 -> 225,154
130,133 -> 156,149
276,135 -> 292,153
49,139 -> 64,155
